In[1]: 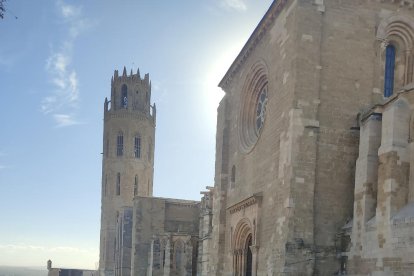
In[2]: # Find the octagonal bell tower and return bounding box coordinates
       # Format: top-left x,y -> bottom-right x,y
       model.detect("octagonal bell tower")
99,67 -> 156,276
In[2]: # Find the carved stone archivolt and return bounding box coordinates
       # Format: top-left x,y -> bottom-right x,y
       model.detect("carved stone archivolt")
228,193 -> 262,276
376,14 -> 414,88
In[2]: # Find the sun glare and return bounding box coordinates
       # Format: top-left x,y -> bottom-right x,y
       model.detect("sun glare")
201,40 -> 246,131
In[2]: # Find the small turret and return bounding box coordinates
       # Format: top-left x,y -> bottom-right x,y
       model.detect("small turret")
122,66 -> 127,77
104,97 -> 109,112
47,260 -> 52,271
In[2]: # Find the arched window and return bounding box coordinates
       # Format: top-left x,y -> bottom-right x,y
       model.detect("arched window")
134,175 -> 138,196
116,173 -> 121,196
134,135 -> 141,158
152,239 -> 161,270
174,240 -> 184,273
121,84 -> 128,109
231,165 -> 236,183
384,44 -> 396,98
117,132 -> 123,156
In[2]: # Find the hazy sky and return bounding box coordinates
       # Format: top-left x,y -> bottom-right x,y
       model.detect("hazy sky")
0,0 -> 272,269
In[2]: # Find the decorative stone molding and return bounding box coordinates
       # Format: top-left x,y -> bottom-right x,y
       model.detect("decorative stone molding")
227,193 -> 263,214
380,0 -> 414,9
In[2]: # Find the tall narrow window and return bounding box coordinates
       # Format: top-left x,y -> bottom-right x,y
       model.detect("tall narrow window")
117,132 -> 123,156
174,240 -> 183,272
116,173 -> 121,196
121,84 -> 128,109
134,135 -> 141,158
384,44 -> 396,98
231,165 -> 236,183
134,175 -> 138,196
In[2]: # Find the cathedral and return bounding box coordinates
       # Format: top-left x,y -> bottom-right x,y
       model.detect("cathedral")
99,0 -> 414,275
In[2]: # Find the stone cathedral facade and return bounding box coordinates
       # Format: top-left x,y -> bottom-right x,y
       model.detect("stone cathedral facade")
99,1 -> 414,275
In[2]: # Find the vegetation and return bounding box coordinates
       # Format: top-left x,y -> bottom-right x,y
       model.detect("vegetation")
0,0 -> 5,19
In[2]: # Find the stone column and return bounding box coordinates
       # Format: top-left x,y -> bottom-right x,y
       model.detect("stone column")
237,249 -> 243,276
163,239 -> 171,276
350,113 -> 382,257
241,249 -> 247,276
377,98 -> 410,221
232,251 -> 237,276
148,239 -> 154,276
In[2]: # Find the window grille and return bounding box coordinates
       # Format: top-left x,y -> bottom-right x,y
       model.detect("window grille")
117,133 -> 123,156
134,136 -> 141,158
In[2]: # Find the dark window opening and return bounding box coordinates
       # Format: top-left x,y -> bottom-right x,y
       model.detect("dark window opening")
245,234 -> 253,276
121,84 -> 128,109
116,173 -> 121,196
384,44 -> 396,98
134,175 -> 138,196
134,136 -> 141,158
117,133 -> 123,156
231,165 -> 236,183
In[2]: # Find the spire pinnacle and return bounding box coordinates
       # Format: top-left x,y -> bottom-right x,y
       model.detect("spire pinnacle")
122,66 -> 127,76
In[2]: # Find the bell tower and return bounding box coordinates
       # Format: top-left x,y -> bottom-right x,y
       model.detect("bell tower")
99,67 -> 156,276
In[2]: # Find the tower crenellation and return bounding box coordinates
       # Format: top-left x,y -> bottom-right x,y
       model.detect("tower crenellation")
108,67 -> 153,116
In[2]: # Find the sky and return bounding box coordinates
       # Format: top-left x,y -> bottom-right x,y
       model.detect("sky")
0,0 -> 273,269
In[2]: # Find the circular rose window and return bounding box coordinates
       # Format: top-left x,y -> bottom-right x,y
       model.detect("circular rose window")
238,72 -> 269,154
255,86 -> 268,134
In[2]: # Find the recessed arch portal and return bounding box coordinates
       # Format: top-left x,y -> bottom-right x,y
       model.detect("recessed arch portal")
232,219 -> 257,276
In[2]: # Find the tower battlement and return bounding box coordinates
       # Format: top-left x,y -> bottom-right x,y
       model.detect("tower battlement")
105,66 -> 156,123
111,66 -> 151,88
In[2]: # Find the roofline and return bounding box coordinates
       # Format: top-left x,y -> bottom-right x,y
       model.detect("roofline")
218,0 -> 290,90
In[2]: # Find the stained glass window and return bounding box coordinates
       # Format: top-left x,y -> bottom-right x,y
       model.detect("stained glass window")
255,86 -> 268,133
384,44 -> 396,98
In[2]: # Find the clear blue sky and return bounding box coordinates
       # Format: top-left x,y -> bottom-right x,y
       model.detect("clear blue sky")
0,0 -> 272,269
